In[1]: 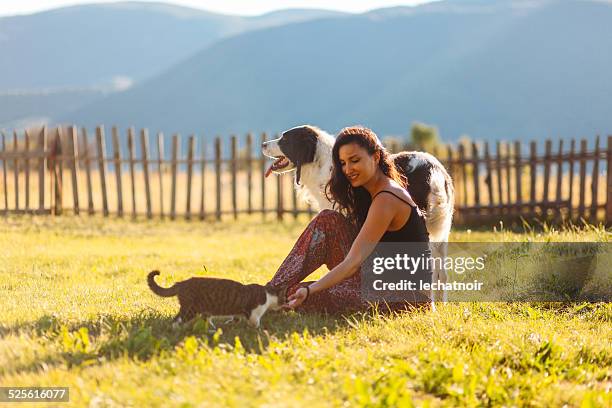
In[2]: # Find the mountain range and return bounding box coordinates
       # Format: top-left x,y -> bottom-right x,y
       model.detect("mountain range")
3,0 -> 612,142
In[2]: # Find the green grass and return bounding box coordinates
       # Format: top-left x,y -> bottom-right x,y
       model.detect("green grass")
0,216 -> 610,407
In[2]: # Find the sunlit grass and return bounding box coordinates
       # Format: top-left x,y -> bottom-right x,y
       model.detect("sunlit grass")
0,216 -> 610,407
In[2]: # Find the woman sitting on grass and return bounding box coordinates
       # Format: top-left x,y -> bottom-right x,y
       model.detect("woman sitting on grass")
267,126 -> 430,313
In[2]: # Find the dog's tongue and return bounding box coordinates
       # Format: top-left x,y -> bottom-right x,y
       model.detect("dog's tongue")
264,157 -> 285,178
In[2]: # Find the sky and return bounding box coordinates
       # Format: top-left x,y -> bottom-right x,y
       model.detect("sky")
0,0 -> 436,17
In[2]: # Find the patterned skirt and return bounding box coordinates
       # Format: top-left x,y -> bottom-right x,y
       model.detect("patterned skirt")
267,209 -> 429,314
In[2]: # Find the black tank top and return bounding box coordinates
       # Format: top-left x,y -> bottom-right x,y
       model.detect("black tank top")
372,190 -> 430,243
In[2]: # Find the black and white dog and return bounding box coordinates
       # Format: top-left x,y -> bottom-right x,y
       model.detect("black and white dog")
262,125 -> 455,299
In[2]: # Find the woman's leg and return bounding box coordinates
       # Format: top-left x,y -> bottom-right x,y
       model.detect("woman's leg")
267,209 -> 367,313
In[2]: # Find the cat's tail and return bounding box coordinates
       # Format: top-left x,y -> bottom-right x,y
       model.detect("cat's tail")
147,270 -> 179,297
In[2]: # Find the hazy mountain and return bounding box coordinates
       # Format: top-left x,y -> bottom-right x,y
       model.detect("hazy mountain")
0,2 -> 346,129
58,0 -> 612,142
0,89 -> 105,130
0,2 -> 346,90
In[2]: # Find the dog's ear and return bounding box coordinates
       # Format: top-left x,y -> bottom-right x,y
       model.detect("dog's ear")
279,127 -> 318,184
294,131 -> 317,185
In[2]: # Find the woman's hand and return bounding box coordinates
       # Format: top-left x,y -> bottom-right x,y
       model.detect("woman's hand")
287,287 -> 309,309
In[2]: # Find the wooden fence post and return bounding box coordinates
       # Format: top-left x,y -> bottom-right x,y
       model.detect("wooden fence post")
13,131 -> 19,211
171,134 -> 180,220
543,139 -> 552,206
38,128 -> 47,212
484,141 -> 493,208
590,135 -> 600,223
246,133 -> 253,215
231,135 -> 237,220
578,139 -> 587,220
141,129 -> 152,219
214,137 -> 221,221
186,135 -> 195,220
606,135 -> 612,227
54,127 -> 64,215
96,126 -> 109,216
69,126 -> 79,215
127,127 -> 137,218
261,133 -> 267,220
157,133 -> 165,219
24,130 -> 30,212
494,141 -> 503,212
458,144 -> 467,208
471,142 -> 481,215
112,126 -> 124,217
568,139 -> 576,220
198,134 -> 205,220
514,141 -> 522,205
1,132 -> 7,213
446,144 -> 455,215
81,128 -> 94,215
555,139 -> 564,221
529,141 -> 537,214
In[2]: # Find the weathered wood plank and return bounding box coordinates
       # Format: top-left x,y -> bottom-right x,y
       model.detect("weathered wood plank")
261,133 -> 267,219
529,141 -> 537,212
24,129 -> 30,211
96,126 -> 108,216
231,135 -> 237,220
495,141 -> 503,209
141,128 -> 152,219
81,128 -> 94,214
127,127 -> 137,218
484,141 -> 494,206
198,134 -> 205,220
157,133 -> 165,219
186,135 -> 195,220
13,131 -> 19,210
568,139 -> 576,219
555,139 -> 564,221
458,144 -> 467,207
542,139 -> 552,204
54,128 -> 63,215
112,126 -> 124,217
1,132 -> 7,212
514,141 -> 522,204
170,134 -> 180,220
606,135 -> 612,226
214,137 -> 221,221
38,128 -> 47,211
504,142 -> 512,204
69,126 -> 79,215
471,142 -> 481,212
590,135 -> 600,223
246,133 -> 253,214
578,139 -> 588,220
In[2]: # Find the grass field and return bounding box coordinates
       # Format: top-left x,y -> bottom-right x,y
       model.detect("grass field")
0,216 -> 610,407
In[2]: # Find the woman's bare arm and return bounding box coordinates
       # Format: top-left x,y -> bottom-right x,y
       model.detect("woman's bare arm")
308,194 -> 407,294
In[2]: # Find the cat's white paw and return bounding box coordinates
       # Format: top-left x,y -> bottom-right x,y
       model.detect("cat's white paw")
248,317 -> 260,328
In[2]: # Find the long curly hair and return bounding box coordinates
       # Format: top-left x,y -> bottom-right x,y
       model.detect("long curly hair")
325,126 -> 406,227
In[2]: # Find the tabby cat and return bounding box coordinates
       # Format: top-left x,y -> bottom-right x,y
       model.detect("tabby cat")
147,270 -> 287,328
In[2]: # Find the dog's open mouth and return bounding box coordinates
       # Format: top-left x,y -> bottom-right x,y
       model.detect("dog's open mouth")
265,156 -> 290,177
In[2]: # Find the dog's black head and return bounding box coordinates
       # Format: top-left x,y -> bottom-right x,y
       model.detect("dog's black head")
279,126 -> 318,183
263,125 -> 319,184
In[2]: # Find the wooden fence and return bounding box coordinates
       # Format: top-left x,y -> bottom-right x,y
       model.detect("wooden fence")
427,137 -> 611,226
0,126 -> 610,227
